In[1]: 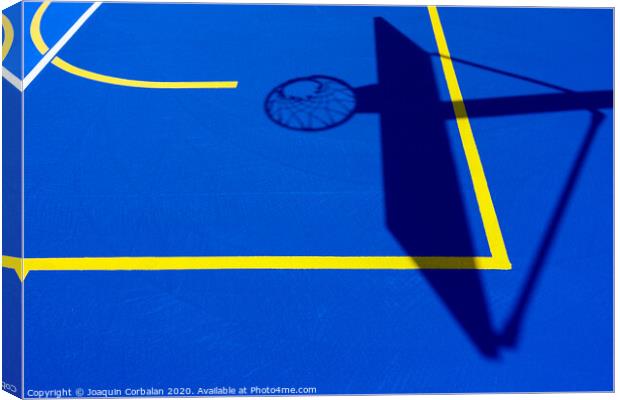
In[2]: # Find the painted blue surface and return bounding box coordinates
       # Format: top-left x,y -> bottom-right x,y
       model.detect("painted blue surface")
25,3 -> 489,257
2,3 -> 21,78
9,2 -> 616,394
2,3 -> 23,396
24,1 -> 93,76
2,75 -> 22,259
2,268 -> 22,399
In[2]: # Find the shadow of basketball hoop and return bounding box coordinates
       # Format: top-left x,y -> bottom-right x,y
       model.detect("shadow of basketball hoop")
264,75 -> 357,132
263,17 -> 612,358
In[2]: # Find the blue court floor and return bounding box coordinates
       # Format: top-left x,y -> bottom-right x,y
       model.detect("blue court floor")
1,2 -> 613,395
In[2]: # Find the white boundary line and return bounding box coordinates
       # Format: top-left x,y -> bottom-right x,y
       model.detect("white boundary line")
18,0 -> 616,6
22,1 -> 102,89
2,66 -> 21,91
0,2 -> 616,400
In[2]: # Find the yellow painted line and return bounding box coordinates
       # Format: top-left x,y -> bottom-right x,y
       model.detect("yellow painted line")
4,7 -> 511,280
428,6 -> 510,268
3,256 -> 510,280
30,1 -> 238,89
2,14 -> 14,62
2,256 -> 24,281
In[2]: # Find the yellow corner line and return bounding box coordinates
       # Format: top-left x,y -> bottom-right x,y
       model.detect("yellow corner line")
2,14 -> 14,62
2,255 -> 511,280
31,1 -> 238,89
2,7 -> 511,280
427,6 -> 510,268
2,256 -> 24,281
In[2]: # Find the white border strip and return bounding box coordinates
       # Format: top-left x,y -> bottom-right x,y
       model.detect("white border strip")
2,66 -> 21,91
19,0 -> 617,6
22,1 -> 102,89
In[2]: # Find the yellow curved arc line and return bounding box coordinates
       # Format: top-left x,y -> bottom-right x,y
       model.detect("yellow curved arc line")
1,6 -> 511,281
2,14 -> 14,62
31,1 -> 238,89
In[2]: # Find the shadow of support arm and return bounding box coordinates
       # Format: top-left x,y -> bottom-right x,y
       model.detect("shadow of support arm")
355,87 -> 613,118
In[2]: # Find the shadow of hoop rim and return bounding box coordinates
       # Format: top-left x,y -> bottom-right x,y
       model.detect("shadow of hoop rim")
264,75 -> 357,132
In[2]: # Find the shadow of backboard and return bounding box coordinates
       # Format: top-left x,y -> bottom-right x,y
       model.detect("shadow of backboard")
264,16 -> 612,358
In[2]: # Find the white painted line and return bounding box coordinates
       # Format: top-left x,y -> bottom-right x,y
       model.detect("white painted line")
23,1 -> 102,90
3,66 -> 22,91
